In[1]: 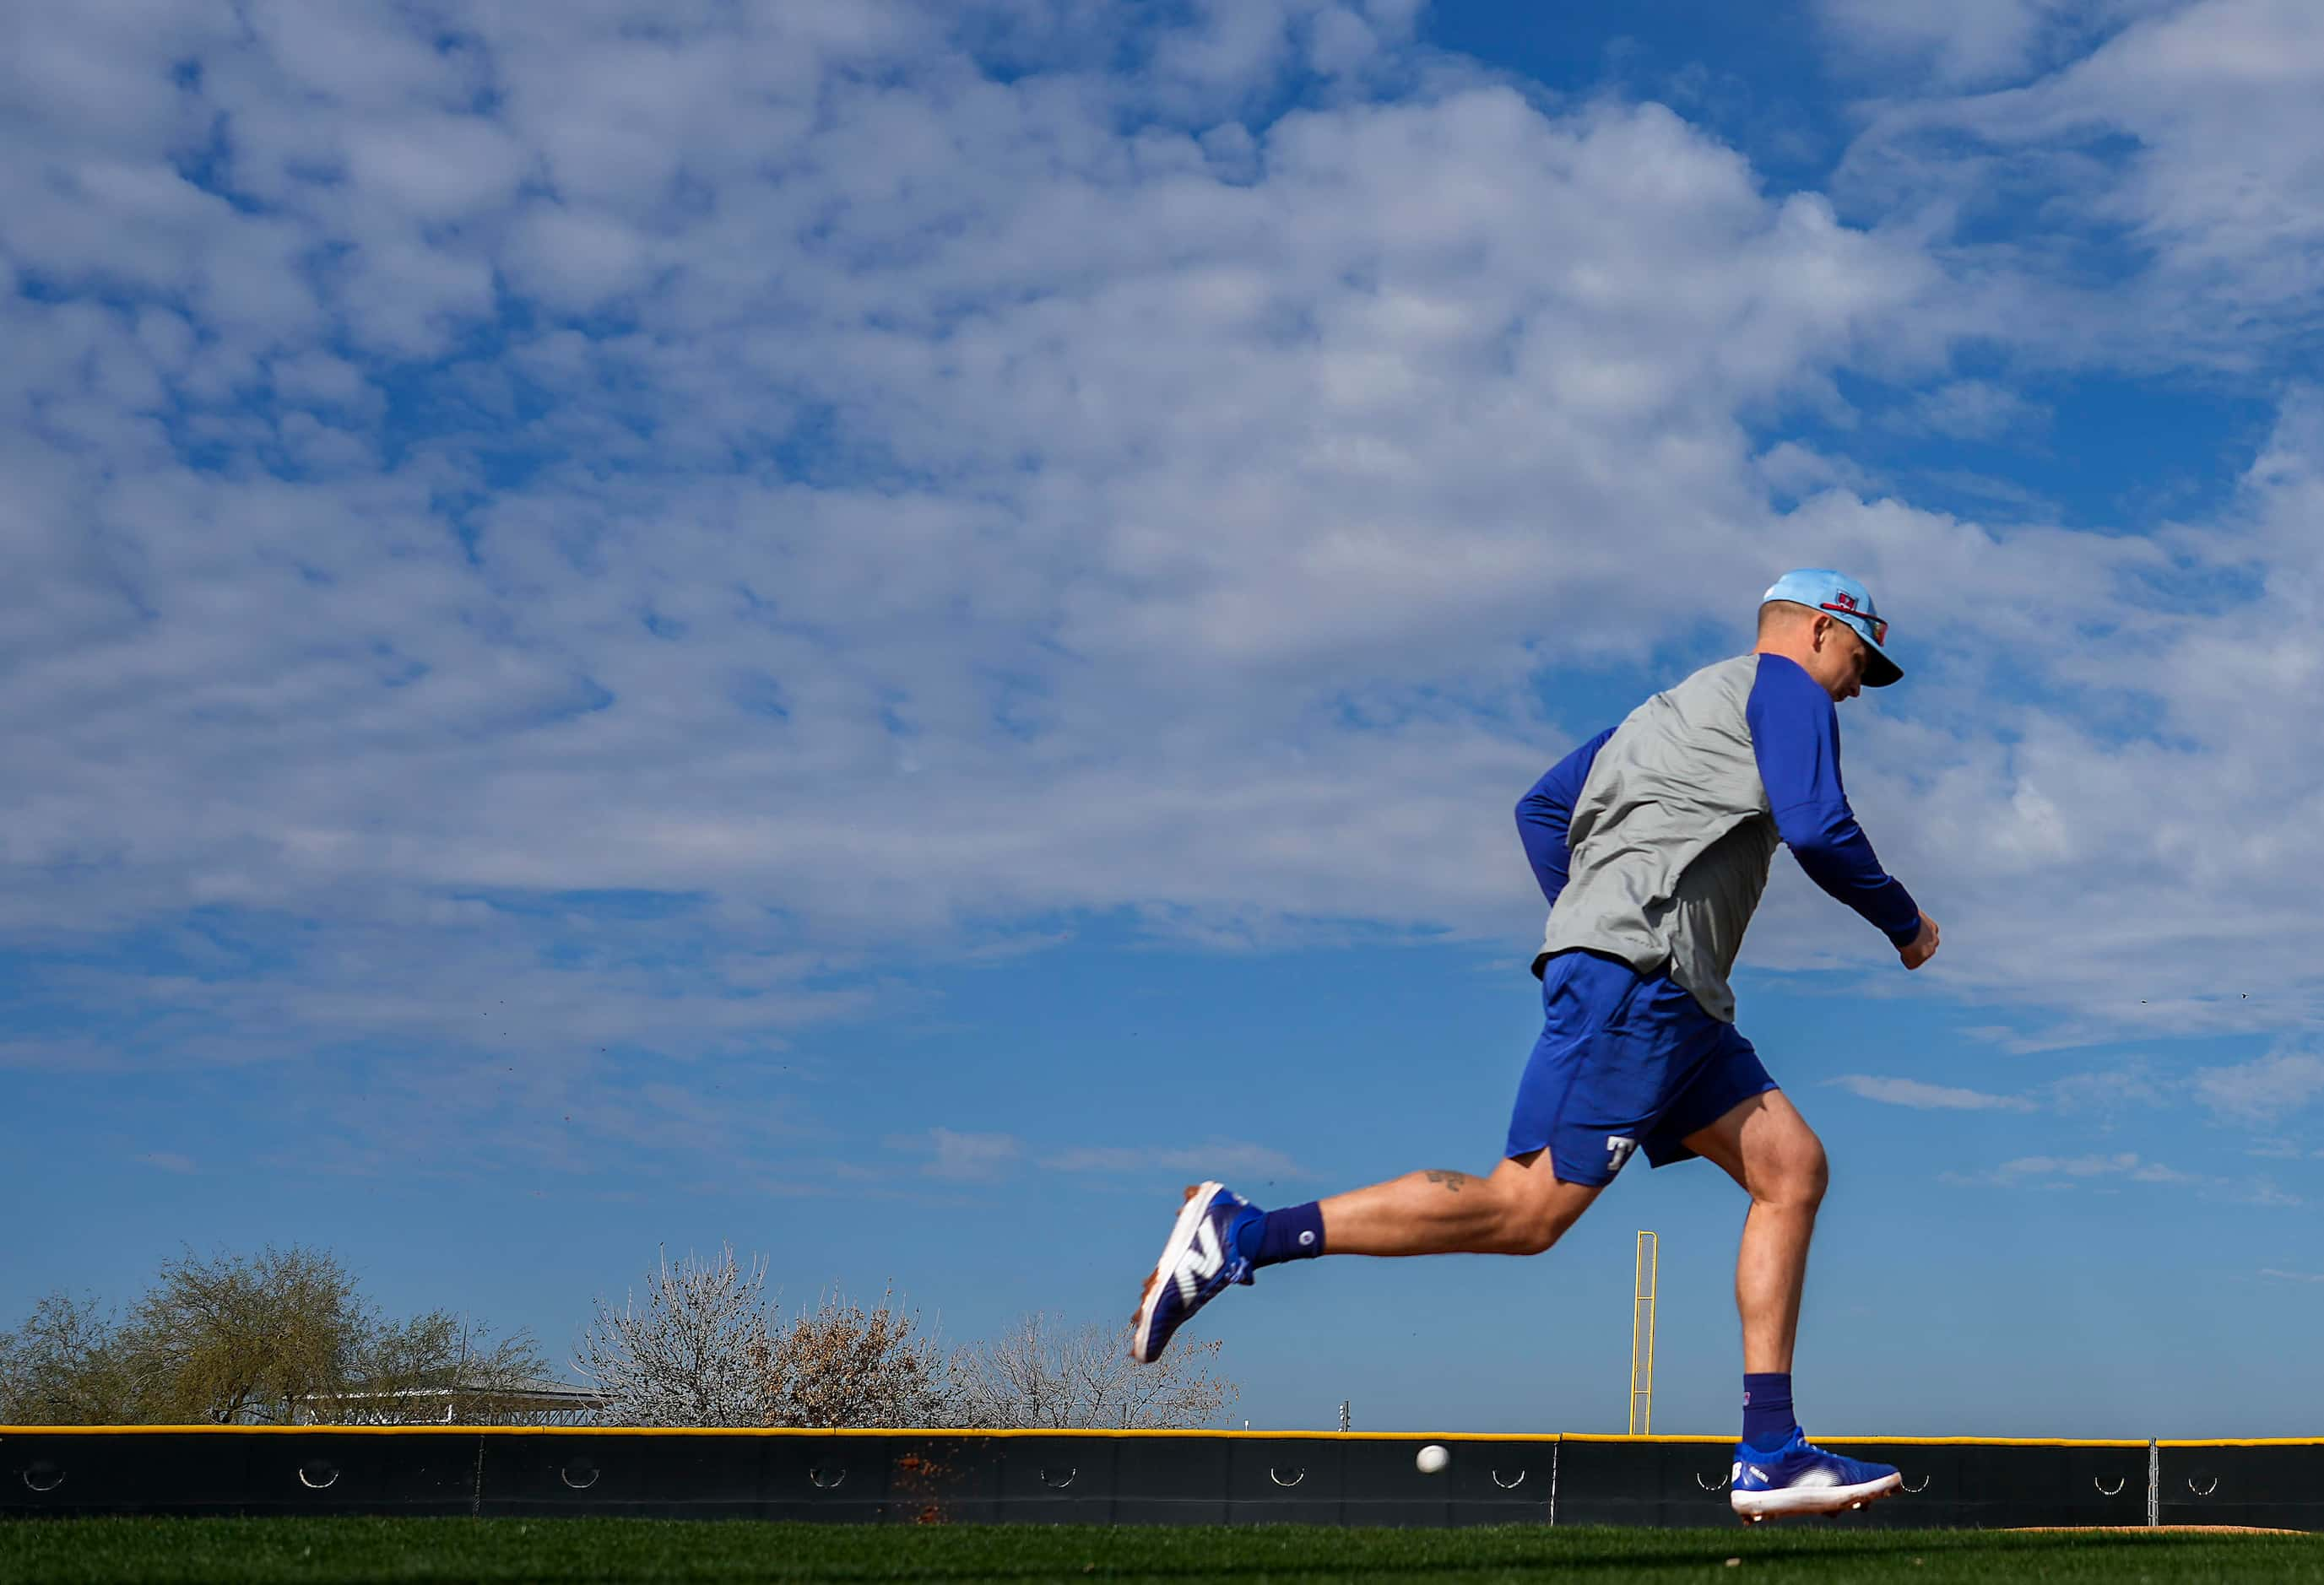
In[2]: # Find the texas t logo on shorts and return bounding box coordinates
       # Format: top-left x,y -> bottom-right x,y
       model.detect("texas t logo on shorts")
1606,1135 -> 1639,1173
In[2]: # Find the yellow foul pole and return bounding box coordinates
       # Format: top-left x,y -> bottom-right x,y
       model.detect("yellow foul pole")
1628,1231 -> 1659,1435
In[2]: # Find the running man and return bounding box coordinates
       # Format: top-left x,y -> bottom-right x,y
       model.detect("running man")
1129,570 -> 1941,1523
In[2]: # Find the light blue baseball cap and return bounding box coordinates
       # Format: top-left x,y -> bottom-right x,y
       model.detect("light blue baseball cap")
1761,569 -> 1902,687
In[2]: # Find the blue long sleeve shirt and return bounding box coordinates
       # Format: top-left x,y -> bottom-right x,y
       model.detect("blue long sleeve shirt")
1516,727 -> 1616,912
1519,655 -> 1920,955
1743,654 -> 1922,946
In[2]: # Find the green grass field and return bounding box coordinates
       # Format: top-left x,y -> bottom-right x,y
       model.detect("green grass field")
3,1520 -> 2321,1584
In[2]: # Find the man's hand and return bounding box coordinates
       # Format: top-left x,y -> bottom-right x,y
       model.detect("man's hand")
1899,912 -> 1941,971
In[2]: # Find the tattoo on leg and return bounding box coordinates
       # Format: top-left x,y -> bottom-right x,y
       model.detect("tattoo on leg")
1423,1170 -> 1473,1194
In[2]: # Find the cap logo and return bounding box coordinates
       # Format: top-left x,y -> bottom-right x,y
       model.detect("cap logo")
1818,597 -> 1888,646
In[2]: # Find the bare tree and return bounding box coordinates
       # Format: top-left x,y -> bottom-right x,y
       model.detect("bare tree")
952,1313 -> 1236,1430
577,1248 -> 1235,1432
574,1245 -> 776,1427
762,1285 -> 953,1429
0,1291 -> 144,1425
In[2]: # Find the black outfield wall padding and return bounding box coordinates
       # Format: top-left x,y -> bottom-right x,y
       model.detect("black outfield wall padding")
1545,1437 -> 2152,1531
0,1431 -> 485,1520
2157,1442 -> 2324,1533
2,1429 -> 2313,1529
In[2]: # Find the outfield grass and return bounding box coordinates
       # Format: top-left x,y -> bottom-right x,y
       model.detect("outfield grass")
2,1519 -> 2320,1584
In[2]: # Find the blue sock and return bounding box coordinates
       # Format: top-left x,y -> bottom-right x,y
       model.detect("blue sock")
1232,1203 -> 1325,1269
1742,1373 -> 1796,1451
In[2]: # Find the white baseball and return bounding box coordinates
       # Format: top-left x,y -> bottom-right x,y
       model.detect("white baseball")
1415,1443 -> 1450,1474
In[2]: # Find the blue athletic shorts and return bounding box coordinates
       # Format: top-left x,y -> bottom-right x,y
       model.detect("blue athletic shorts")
1504,949 -> 1777,1187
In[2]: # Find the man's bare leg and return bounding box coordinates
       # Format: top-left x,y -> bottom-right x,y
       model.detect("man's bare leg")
1129,1152 -> 1602,1362
1318,1149 -> 1606,1257
1682,1089 -> 1829,1373
1686,1088 -> 1903,1517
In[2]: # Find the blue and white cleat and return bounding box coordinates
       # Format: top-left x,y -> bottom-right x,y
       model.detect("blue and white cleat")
1129,1182 -> 1252,1364
1730,1430 -> 1904,1523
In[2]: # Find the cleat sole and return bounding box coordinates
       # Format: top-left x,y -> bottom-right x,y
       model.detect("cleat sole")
1128,1189 -> 1201,1327
1731,1470 -> 1904,1521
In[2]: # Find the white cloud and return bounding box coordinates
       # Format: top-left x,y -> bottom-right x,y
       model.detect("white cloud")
2002,1150 -> 2135,1178
0,3 -> 1958,978
913,1128 -> 1024,1182
891,1133 -> 1308,1185
502,204 -> 653,313
2194,1052 -> 2324,1125
4,0 -> 2324,1174
2045,1068 -> 2168,1117
1812,0 -> 2113,86
343,114 -> 532,224
1950,1152 -> 2301,1206
1985,1150 -> 2196,1183
1829,1075 -> 2038,1112
1043,1140 -> 1310,1180
1895,379 -> 2050,441
1839,0 -> 2324,360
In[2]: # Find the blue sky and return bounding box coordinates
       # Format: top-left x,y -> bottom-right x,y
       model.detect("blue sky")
7,0 -> 2324,1439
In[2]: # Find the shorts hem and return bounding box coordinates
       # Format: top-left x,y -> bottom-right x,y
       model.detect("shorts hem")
1644,1076 -> 1780,1167
1503,1139 -> 1613,1188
